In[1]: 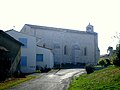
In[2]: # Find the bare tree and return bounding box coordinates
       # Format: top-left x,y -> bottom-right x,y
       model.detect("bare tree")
107,46 -> 113,56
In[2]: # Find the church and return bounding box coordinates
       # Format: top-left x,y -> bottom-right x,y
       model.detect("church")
20,23 -> 100,65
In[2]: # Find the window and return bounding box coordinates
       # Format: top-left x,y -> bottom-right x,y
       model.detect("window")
19,38 -> 27,48
36,54 -> 43,61
84,47 -> 87,56
20,56 -> 27,66
64,45 -> 67,55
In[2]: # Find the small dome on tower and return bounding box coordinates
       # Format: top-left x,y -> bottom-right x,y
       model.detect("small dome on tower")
86,23 -> 94,33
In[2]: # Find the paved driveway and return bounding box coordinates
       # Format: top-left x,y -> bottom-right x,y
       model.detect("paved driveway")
9,69 -> 86,90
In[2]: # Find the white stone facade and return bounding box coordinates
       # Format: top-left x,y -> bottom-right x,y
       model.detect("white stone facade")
6,30 -> 36,73
21,24 -> 100,65
6,30 -> 54,73
36,46 -> 54,69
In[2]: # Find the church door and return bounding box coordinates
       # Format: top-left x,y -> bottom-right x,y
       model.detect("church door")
74,50 -> 80,64
72,45 -> 80,64
53,43 -> 61,64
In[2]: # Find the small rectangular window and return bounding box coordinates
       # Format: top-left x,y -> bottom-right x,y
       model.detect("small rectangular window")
84,47 -> 87,56
20,56 -> 27,66
36,54 -> 43,61
19,38 -> 27,48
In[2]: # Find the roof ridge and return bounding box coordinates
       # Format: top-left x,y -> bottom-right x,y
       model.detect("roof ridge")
25,24 -> 81,31
25,24 -> 97,35
6,29 -> 37,38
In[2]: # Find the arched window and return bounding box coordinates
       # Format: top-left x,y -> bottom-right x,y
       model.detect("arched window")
64,45 -> 67,55
84,47 -> 87,56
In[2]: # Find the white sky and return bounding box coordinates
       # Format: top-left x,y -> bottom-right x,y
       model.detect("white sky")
0,0 -> 120,55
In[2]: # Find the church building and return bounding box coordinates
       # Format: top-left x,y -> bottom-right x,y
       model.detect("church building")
20,23 -> 100,65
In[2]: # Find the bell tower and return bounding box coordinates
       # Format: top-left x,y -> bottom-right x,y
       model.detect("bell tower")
86,23 -> 94,33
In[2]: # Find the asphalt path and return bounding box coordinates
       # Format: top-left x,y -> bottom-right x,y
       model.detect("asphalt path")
9,69 -> 86,90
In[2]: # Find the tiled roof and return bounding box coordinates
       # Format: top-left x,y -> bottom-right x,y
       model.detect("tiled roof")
25,24 -> 97,35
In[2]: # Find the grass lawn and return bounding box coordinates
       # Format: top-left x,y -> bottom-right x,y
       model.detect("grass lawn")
69,65 -> 120,90
0,76 -> 35,90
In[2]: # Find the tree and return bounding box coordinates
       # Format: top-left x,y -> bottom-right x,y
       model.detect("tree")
107,46 -> 113,56
114,32 -> 120,60
112,32 -> 120,66
116,44 -> 120,59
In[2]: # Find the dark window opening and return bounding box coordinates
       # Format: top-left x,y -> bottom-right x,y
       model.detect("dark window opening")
36,54 -> 43,61
64,45 -> 67,55
84,47 -> 87,56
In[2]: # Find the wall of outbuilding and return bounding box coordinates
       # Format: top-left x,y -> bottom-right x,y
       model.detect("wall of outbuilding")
36,46 -> 54,69
7,30 -> 36,73
0,31 -> 21,79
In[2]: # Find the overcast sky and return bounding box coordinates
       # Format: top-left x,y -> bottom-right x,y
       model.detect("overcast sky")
0,0 -> 120,55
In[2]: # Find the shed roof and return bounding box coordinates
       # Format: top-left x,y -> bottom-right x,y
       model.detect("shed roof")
0,30 -> 24,46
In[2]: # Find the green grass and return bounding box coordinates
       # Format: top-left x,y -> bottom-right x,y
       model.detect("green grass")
0,76 -> 35,90
69,66 -> 120,90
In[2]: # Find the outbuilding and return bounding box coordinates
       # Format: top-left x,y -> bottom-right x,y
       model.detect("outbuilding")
36,45 -> 54,69
0,30 -> 23,81
6,30 -> 36,73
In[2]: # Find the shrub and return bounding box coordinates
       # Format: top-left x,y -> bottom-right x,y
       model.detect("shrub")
54,64 -> 60,69
113,58 -> 120,66
105,59 -> 111,65
36,66 -> 41,70
116,44 -> 120,59
98,58 -> 111,67
76,63 -> 86,66
40,66 -> 51,73
110,54 -> 120,66
98,59 -> 106,67
85,64 -> 94,74
110,44 -> 120,67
